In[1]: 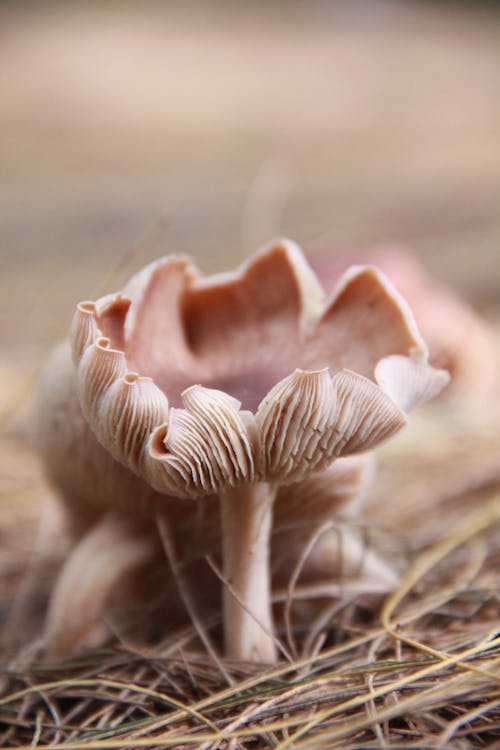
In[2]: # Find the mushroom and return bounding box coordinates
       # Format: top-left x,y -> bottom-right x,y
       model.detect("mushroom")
37,239 -> 449,663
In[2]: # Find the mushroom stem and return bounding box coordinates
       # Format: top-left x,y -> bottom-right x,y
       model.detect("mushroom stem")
219,482 -> 277,663
44,512 -> 153,659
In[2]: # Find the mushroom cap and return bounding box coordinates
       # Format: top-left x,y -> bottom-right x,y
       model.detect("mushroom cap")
69,239 -> 449,499
312,247 -> 495,402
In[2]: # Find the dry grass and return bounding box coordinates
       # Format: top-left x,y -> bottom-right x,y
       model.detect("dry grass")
0,378 -> 499,748
1,544 -> 499,748
0,274 -> 499,750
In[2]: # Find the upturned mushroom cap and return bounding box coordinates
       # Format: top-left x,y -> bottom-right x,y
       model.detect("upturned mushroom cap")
312,248 -> 495,402
69,240 -> 449,500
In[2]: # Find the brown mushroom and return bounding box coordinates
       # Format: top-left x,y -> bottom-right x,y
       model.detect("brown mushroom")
37,239 -> 449,662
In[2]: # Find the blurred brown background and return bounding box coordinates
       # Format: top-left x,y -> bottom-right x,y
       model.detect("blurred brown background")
1,0 -> 499,407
